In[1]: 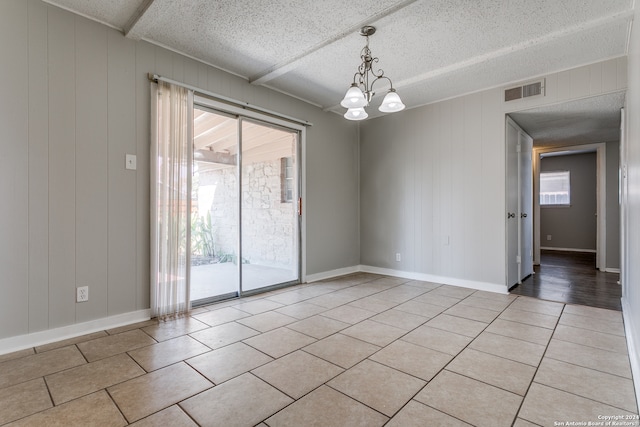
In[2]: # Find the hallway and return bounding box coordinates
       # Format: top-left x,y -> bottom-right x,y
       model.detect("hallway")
511,250 -> 621,311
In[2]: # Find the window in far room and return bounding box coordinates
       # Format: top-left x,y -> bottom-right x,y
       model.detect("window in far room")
540,170 -> 570,206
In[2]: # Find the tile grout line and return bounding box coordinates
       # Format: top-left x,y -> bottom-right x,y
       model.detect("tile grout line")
2,274 -> 634,425
370,291 -> 523,425
246,282 -> 451,424
510,301 -> 565,425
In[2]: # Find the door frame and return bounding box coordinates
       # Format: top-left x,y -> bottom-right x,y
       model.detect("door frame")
505,116 -> 534,287
532,142 -> 607,269
193,94 -> 306,299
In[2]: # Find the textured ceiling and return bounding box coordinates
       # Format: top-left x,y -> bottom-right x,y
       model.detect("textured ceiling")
510,91 -> 625,147
44,0 -> 633,124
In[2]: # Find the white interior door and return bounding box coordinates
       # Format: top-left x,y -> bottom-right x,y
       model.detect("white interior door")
506,116 -> 535,286
506,118 -> 520,287
519,130 -> 534,278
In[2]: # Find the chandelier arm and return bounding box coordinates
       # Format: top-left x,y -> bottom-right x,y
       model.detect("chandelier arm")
369,75 -> 394,93
352,71 -> 363,85
368,57 -> 386,79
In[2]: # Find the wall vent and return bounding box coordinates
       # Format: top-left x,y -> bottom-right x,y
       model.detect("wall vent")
504,79 -> 545,102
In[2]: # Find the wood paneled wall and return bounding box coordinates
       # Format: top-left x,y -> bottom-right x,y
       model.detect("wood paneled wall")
0,0 -> 360,341
360,57 -> 626,291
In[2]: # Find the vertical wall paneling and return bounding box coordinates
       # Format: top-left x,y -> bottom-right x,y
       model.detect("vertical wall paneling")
439,101 -> 453,276
400,115 -> 413,270
464,94 -> 484,277
621,5 -> 640,400
135,41 -> 155,311
207,65 -> 222,94
27,0 -> 50,332
75,17 -> 109,323
304,117 -> 359,274
556,70 -> 572,101
170,52 -> 184,83
183,58 -> 200,87
450,98 -> 466,276
606,141 -> 621,270
0,0 -> 29,337
107,31 -> 137,315
409,110 -> 422,272
601,59 -> 618,93
481,91 -> 505,285
589,62 -> 603,95
429,106 -> 443,273
0,2 -> 362,344
570,65 -> 591,99
197,62 -> 208,92
421,105 -> 437,272
616,57 -> 628,90
48,7 -> 77,328
155,46 -> 174,78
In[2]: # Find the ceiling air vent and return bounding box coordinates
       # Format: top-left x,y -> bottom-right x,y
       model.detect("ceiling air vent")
504,79 -> 545,102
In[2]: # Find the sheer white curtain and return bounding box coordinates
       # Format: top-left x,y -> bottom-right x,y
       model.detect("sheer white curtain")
150,80 -> 193,318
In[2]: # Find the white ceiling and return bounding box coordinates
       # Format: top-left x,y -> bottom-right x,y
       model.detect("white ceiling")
45,0 -> 633,123
510,91 -> 626,147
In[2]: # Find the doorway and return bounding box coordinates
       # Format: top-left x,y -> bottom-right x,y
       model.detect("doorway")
507,93 -> 624,309
189,105 -> 301,305
505,117 -> 534,288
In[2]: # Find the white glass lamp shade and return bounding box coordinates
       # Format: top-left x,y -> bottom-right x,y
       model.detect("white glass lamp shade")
340,84 -> 367,108
344,107 -> 368,121
378,89 -> 405,113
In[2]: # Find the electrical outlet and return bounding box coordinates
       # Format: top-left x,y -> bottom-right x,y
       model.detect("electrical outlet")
395,253 -> 401,262
77,286 -> 89,303
547,235 -> 552,241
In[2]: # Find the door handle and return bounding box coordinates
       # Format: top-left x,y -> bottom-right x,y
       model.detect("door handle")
507,212 -> 516,219
521,213 -> 528,218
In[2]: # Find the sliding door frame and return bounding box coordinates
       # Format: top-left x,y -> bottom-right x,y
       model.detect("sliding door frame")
193,94 -> 306,299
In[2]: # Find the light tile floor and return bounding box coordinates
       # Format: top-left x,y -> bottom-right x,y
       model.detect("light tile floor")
1,273 -> 638,426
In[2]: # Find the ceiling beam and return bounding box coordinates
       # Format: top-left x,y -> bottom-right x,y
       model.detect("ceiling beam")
123,0 -> 156,40
248,0 -> 419,86
195,150 -> 237,166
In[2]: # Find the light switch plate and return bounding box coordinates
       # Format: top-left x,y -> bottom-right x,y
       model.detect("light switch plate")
125,154 -> 137,170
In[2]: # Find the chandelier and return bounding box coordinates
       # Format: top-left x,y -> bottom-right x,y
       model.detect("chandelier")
340,26 -> 405,121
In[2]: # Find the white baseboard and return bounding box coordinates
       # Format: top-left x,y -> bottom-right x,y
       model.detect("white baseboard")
0,309 -> 151,356
604,267 -> 621,274
622,297 -> 640,407
304,265 -> 361,283
358,265 -> 508,294
305,264 -> 508,294
540,247 -> 597,253
0,265 -> 507,355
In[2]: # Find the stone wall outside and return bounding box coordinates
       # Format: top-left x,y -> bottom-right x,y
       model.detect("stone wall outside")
198,158 -> 297,268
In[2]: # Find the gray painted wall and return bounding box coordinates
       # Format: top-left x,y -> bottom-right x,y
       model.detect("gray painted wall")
0,0 -> 359,341
540,153 -> 597,251
0,0 -> 631,347
360,58 -> 626,290
360,95 -> 505,287
538,143 -> 621,270
606,141 -> 621,269
622,2 -> 640,383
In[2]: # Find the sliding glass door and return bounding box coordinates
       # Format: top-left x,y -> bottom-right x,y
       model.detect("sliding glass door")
190,106 -> 300,304
190,108 -> 240,302
240,119 -> 299,292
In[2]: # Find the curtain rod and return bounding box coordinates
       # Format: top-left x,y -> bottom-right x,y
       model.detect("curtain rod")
148,74 -> 313,127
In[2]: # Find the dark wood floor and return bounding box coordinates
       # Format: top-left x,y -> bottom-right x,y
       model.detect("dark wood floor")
510,250 -> 622,311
